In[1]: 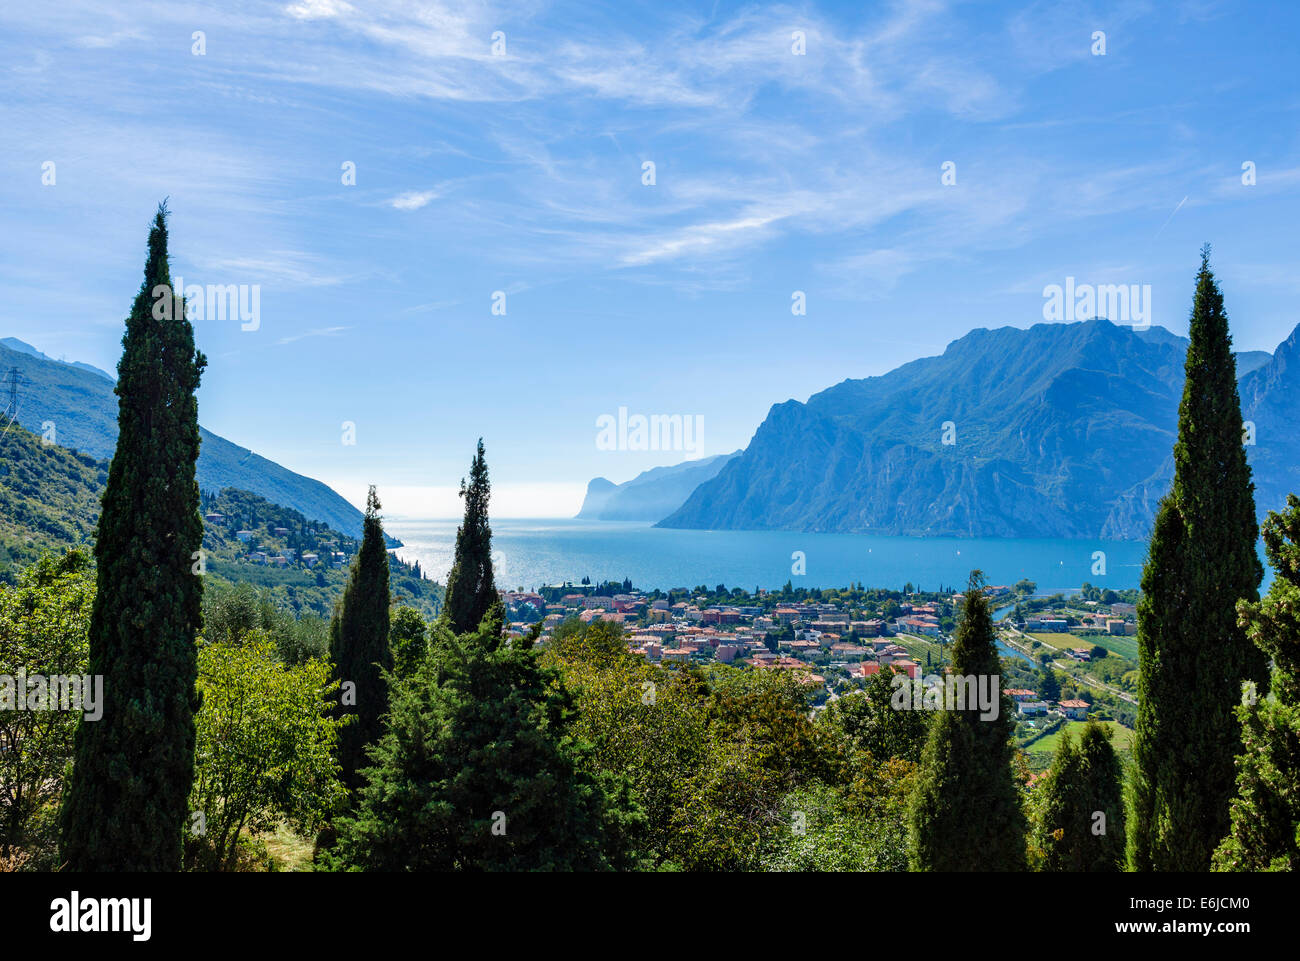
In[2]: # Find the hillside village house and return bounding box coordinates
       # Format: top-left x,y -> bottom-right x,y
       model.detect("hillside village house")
894,614 -> 940,636
1060,699 -> 1090,720
889,659 -> 920,679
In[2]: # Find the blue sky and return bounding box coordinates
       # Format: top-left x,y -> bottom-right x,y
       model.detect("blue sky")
1,0 -> 1297,517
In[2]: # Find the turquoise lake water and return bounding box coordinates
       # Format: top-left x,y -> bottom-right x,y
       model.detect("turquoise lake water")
387,518 -> 1151,594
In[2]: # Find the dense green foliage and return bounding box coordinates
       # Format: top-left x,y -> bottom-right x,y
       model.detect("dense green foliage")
186,631 -> 347,870
439,439 -> 497,636
1128,250 -> 1265,872
328,612 -> 639,870
1029,721 -> 1125,871
329,487 -> 392,792
822,666 -> 930,765
0,551 -> 93,866
0,427 -> 104,582
61,206 -> 207,872
909,572 -> 1026,870
202,581 -> 330,665
200,488 -> 440,620
0,423 -> 440,618
539,619 -> 913,871
389,606 -> 428,679
1214,494 -> 1300,871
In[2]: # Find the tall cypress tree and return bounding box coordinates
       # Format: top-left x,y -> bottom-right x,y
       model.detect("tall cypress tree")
61,203 -> 207,871
1128,247 -> 1265,871
908,571 -> 1026,870
440,439 -> 497,636
1213,494 -> 1300,871
1032,721 -> 1125,871
330,486 -> 392,792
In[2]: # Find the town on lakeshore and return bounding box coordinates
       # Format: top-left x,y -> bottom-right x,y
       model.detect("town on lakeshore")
501,577 -> 1140,768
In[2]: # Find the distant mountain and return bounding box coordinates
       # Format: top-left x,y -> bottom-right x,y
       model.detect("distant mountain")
578,477 -> 619,517
0,338 -> 369,540
1239,322 -> 1300,520
1,337 -> 114,382
659,319 -> 1294,539
577,452 -> 741,521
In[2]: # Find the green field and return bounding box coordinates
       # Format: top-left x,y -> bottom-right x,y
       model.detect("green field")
891,632 -> 947,669
1029,720 -> 1134,755
1026,632 -> 1079,649
1083,633 -> 1139,661
1028,631 -> 1138,661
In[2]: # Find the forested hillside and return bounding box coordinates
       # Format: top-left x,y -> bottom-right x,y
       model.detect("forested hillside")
0,423 -> 440,617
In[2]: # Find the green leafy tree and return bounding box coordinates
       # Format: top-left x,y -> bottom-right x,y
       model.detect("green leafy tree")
761,776 -> 912,872
909,571 -> 1026,870
671,668 -> 844,871
1128,248 -> 1265,872
389,606 -> 428,679
822,666 -> 930,764
327,613 -> 639,871
1030,721 -> 1125,871
329,486 -> 392,792
0,552 -> 93,866
1213,494 -> 1300,871
61,204 -> 207,872
186,632 -> 347,870
541,619 -> 709,867
439,439 -> 496,637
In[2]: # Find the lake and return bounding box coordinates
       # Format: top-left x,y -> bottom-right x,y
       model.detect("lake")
387,518 -> 1150,594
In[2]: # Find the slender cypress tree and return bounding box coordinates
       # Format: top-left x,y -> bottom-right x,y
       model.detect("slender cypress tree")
909,570 -> 1026,870
1032,721 -> 1125,871
440,439 -> 497,636
1213,494 -> 1300,871
330,486 -> 392,792
60,203 -> 207,871
1128,247 -> 1265,871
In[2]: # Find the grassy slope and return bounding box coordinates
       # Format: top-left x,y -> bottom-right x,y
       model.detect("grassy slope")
1029,720 -> 1134,755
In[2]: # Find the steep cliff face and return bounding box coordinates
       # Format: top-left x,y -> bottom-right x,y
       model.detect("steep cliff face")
659,319 -> 1296,538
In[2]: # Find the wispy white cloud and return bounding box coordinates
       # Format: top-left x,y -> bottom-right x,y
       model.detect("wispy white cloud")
275,325 -> 352,346
390,189 -> 438,211
285,0 -> 355,21
195,252 -> 348,288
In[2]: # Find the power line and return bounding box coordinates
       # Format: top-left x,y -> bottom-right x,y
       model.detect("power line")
1,366 -> 28,432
